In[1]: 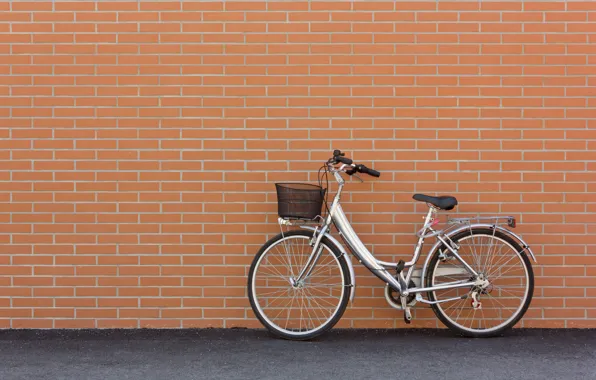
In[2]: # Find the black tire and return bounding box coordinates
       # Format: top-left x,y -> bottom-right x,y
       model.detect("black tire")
247,230 -> 351,340
425,228 -> 534,338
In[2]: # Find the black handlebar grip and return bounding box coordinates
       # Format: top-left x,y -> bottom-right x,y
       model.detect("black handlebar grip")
366,168 -> 381,178
336,156 -> 353,165
357,164 -> 381,178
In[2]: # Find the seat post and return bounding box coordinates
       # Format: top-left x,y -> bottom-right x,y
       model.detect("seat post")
423,206 -> 435,228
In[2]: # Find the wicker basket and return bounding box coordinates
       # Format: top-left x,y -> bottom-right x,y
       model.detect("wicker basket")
275,183 -> 326,220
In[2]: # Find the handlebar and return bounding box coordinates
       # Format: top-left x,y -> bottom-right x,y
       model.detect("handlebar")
330,150 -> 381,178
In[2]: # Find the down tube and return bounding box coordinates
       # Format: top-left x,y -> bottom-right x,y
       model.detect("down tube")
332,204 -> 402,292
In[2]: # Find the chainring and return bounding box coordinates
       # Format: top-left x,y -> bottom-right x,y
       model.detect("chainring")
389,280 -> 417,305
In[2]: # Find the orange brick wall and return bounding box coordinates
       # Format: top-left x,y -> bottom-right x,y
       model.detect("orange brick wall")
1,1 -> 595,329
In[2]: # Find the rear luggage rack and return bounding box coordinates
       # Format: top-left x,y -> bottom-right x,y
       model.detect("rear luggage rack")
278,217 -> 322,226
447,216 -> 516,228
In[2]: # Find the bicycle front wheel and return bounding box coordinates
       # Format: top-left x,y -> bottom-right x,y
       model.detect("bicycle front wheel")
248,230 -> 350,340
425,228 -> 534,337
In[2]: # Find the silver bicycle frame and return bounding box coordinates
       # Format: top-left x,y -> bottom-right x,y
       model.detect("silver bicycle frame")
295,167 -> 484,297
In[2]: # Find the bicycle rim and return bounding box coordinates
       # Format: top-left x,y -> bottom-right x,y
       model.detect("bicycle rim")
430,233 -> 531,334
250,235 -> 347,337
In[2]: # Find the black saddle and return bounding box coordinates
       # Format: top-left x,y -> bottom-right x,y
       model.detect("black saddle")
413,194 -> 458,210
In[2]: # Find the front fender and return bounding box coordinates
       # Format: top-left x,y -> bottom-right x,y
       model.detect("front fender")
420,224 -> 537,285
300,226 -> 356,303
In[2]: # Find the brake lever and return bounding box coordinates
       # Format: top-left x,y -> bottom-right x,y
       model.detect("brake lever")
345,168 -> 363,183
352,172 -> 364,183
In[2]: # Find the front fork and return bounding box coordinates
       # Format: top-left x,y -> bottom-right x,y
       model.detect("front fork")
294,224 -> 329,285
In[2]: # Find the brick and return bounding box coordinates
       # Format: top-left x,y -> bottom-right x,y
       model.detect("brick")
0,1 -> 593,329
97,2 -> 137,11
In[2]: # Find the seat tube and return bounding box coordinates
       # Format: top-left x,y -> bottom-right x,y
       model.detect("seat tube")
405,207 -> 435,268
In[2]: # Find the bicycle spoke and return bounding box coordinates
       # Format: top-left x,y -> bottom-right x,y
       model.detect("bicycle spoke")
284,293 -> 297,330
453,298 -> 469,324
482,235 -> 496,274
306,261 -> 337,279
306,259 -> 331,278
263,289 -> 292,310
259,264 -> 288,282
257,288 -> 289,298
442,297 -> 467,313
492,285 -> 525,300
300,238 -> 308,277
304,288 -> 330,322
484,243 -> 506,277
304,291 -> 321,325
307,289 -> 341,308
283,238 -> 298,278
484,291 -> 508,310
485,253 -> 515,278
274,244 -> 295,278
264,249 -> 292,275
292,237 -> 302,279
470,230 -> 481,270
290,237 -> 301,278
270,294 -> 297,321
302,292 -> 317,331
462,307 -> 477,329
278,238 -> 294,278
488,259 -> 524,281
465,239 -> 481,273
471,235 -> 485,273
480,306 -> 487,330
493,285 -> 526,293
256,272 -> 289,282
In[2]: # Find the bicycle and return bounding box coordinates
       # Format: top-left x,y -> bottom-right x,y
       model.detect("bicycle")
247,150 -> 536,340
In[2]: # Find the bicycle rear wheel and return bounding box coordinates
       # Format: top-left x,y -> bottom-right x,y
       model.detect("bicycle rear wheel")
425,228 -> 534,337
248,230 -> 350,340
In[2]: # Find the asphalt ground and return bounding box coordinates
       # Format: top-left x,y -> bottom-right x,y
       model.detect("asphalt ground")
1,328 -> 595,380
